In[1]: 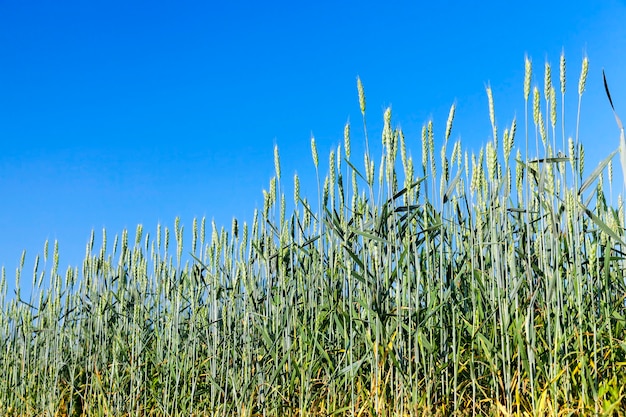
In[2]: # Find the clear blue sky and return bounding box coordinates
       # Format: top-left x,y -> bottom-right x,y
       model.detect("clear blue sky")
1,0 -> 626,293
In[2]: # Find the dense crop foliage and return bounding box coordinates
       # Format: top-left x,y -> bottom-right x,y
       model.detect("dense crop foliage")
2,55 -> 626,416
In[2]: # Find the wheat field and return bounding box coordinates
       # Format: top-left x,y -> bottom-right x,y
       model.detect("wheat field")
1,54 -> 626,416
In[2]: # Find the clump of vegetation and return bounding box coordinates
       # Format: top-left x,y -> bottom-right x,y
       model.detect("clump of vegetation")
1,54 -> 626,416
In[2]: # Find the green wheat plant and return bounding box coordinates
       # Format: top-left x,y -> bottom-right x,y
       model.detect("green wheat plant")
1,54 -> 626,416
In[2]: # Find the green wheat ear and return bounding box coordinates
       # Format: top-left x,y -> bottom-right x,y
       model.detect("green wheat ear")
560,51 -> 566,95
524,55 -> 532,101
274,144 -> 281,182
357,76 -> 366,115
578,56 -> 589,96
603,70 -> 626,186
310,135 -> 319,169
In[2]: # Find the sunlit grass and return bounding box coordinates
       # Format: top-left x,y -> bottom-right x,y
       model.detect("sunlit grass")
2,54 -> 626,416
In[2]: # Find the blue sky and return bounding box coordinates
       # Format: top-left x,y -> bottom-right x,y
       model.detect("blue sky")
1,1 -> 626,293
